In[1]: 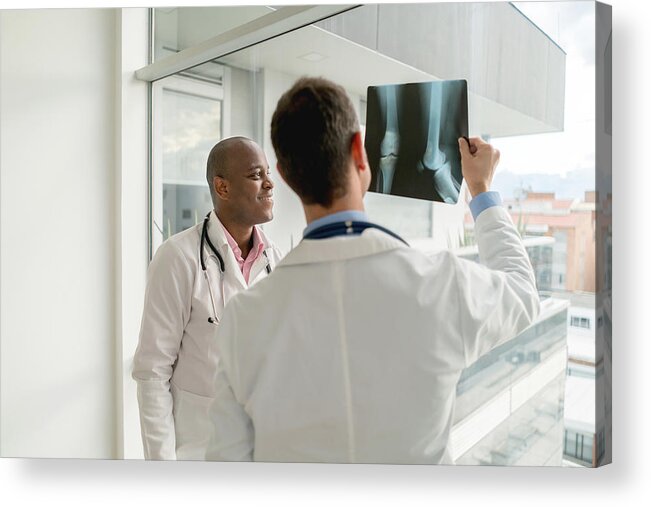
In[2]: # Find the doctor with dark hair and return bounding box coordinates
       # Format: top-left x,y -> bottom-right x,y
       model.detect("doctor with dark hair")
206,77 -> 539,464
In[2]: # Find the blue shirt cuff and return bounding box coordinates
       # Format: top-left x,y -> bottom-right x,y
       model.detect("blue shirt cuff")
469,191 -> 502,221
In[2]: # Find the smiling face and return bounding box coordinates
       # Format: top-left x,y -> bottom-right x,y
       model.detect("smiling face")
212,139 -> 274,226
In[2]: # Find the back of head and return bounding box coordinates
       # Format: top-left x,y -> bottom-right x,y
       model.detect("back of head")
270,77 -> 359,207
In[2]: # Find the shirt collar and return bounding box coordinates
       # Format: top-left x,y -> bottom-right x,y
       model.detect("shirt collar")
250,226 -> 267,260
220,218 -> 267,261
303,210 -> 369,238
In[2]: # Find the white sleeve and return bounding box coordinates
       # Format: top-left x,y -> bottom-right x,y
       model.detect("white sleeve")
453,206 -> 541,366
131,240 -> 193,460
206,300 -> 254,462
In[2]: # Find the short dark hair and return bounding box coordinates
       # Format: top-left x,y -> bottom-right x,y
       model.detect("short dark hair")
270,77 -> 359,207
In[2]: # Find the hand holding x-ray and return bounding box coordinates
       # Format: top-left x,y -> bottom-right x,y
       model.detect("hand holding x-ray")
458,136 -> 501,197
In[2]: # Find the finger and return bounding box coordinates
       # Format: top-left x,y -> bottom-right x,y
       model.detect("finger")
493,148 -> 501,168
491,148 -> 501,178
468,136 -> 487,147
459,136 -> 478,157
465,136 -> 481,155
458,137 -> 470,160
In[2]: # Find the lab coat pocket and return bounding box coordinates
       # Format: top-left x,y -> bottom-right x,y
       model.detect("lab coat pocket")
170,379 -> 214,407
170,380 -> 215,460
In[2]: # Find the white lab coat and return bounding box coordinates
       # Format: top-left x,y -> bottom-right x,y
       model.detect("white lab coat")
206,206 -> 540,464
132,211 -> 282,460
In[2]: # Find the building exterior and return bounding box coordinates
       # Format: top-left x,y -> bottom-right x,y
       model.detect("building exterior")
452,240 -> 570,466
552,292 -> 608,467
450,298 -> 568,466
463,190 -> 597,294
505,191 -> 597,293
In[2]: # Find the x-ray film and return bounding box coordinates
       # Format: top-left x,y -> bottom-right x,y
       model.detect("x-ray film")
365,80 -> 468,204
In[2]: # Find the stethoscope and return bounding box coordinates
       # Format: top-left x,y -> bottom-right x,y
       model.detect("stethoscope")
303,220 -> 409,246
200,212 -> 272,325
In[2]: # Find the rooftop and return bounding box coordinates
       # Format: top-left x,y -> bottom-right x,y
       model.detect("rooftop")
552,291 -> 596,309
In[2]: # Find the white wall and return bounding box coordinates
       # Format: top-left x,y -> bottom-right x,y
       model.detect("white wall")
0,9 -> 120,458
230,66 -> 258,140
115,9 -> 150,460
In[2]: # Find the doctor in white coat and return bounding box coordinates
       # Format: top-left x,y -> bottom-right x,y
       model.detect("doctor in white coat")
206,78 -> 540,465
132,136 -> 283,460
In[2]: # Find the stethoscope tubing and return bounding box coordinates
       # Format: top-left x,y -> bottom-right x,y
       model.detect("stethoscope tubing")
200,212 -> 272,324
303,220 -> 409,246
200,213 -> 225,273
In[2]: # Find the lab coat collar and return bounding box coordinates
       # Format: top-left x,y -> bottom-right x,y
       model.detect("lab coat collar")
207,211 -> 272,253
278,227 -> 407,268
206,210 -> 230,249
206,211 -> 274,286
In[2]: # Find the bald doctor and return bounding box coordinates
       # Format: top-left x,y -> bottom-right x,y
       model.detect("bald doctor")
206,78 -> 540,464
132,137 -> 283,460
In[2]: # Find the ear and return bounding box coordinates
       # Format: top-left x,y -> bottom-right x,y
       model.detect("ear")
350,131 -> 369,174
213,175 -> 229,200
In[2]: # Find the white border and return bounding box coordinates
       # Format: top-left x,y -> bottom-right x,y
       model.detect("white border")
1,0 -> 648,505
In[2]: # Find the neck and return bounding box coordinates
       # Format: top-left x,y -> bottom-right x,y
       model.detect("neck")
216,210 -> 254,258
303,194 -> 365,225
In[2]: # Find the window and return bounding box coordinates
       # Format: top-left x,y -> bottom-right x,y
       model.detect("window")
564,429 -> 595,465
570,316 -> 591,329
144,1 -> 601,467
151,70 -> 230,253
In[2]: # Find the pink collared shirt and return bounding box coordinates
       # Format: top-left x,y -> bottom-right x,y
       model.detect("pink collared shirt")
221,224 -> 266,284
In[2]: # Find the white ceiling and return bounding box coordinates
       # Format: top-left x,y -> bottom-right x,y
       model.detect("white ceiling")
216,23 -> 561,138
163,6 -> 564,138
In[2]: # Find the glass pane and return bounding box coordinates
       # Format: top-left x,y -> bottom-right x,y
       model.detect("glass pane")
150,1 -> 603,466
581,432 -> 594,463
564,431 -> 578,458
455,374 -> 565,466
455,310 -> 567,423
162,89 -> 221,183
157,82 -> 223,240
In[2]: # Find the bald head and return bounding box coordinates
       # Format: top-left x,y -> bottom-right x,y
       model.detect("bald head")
205,137 -> 274,226
207,136 -> 257,203
207,136 -> 253,182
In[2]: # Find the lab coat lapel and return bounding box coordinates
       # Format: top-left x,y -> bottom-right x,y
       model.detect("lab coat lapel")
206,212 -> 248,295
247,227 -> 274,283
221,245 -> 248,292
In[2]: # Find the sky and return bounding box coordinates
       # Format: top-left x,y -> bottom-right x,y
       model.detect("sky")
491,1 -> 596,182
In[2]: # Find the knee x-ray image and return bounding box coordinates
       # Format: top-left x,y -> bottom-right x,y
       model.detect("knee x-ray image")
365,80 -> 468,204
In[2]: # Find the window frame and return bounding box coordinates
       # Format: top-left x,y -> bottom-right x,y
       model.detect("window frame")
151,71 -> 231,255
